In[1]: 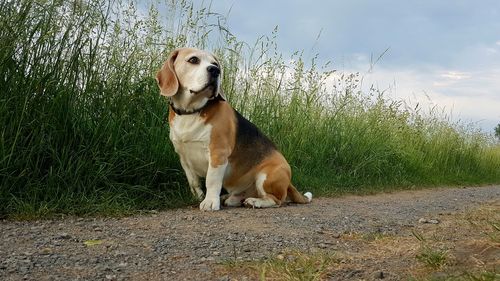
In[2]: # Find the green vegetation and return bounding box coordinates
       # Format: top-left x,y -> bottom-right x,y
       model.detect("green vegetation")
1,0 -> 500,218
223,251 -> 338,281
412,230 -> 448,270
415,246 -> 448,270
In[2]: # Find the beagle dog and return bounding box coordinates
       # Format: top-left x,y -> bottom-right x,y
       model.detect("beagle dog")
156,47 -> 312,211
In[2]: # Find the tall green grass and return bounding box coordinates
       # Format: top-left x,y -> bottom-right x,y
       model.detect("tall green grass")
1,0 -> 499,218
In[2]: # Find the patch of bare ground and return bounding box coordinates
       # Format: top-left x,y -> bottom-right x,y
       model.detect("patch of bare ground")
1,185 -> 499,281
220,202 -> 499,281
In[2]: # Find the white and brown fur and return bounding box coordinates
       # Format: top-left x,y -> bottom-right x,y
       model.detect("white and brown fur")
156,47 -> 312,211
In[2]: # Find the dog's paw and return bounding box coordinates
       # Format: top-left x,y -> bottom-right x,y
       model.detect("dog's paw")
243,198 -> 261,208
199,196 -> 220,211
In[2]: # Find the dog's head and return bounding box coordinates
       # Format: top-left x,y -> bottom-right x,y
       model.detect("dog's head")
156,48 -> 224,100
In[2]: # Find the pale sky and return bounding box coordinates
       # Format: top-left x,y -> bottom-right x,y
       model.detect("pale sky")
188,1 -> 500,132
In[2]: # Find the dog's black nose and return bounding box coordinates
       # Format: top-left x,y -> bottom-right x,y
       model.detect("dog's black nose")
207,65 -> 220,77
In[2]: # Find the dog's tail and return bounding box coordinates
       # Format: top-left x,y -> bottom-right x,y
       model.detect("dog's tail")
287,184 -> 312,204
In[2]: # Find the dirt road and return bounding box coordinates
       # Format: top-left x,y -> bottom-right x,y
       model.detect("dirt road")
1,185 -> 499,280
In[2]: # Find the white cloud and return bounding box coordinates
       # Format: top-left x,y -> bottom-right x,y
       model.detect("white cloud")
439,71 -> 471,80
329,66 -> 500,134
335,63 -> 500,132
432,71 -> 472,87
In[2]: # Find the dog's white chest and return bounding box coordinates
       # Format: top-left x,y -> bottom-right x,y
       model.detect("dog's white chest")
170,114 -> 211,177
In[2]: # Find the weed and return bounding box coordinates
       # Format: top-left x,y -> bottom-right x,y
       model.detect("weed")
223,250 -> 339,281
415,246 -> 448,270
361,231 -> 391,241
412,231 -> 448,270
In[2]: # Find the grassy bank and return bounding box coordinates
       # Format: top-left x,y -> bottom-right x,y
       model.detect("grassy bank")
1,0 -> 499,218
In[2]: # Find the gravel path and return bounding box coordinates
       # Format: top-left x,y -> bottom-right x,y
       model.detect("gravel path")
1,185 -> 499,280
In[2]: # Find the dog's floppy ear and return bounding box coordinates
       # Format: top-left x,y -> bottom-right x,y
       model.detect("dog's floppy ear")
214,54 -> 226,101
217,87 -> 227,101
156,49 -> 179,97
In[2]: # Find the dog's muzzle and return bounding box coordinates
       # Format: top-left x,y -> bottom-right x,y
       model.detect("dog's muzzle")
190,65 -> 220,95
207,65 -> 220,78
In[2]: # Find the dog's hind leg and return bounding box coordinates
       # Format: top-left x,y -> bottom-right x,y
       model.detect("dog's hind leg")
243,172 -> 284,208
243,196 -> 278,208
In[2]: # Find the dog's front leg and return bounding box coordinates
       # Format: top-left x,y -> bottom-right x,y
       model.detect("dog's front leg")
179,158 -> 204,200
199,161 -> 227,211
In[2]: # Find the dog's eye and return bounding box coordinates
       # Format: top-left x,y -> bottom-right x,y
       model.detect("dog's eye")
188,56 -> 200,64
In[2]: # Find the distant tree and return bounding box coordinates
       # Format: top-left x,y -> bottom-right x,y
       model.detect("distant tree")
495,123 -> 500,141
